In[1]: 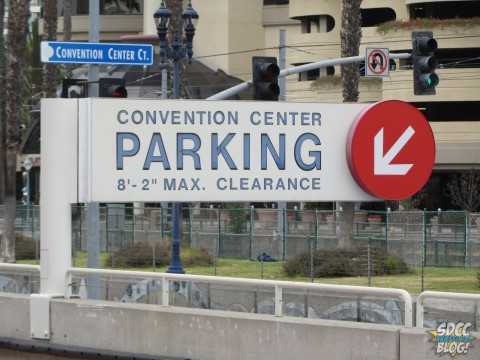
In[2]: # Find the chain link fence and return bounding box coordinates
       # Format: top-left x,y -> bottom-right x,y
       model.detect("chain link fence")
2,204 -> 480,295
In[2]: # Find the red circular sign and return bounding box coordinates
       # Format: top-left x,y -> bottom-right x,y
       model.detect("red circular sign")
347,100 -> 435,200
368,50 -> 388,75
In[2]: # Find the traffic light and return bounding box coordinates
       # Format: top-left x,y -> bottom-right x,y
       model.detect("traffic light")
412,31 -> 439,95
99,78 -> 128,98
252,56 -> 280,101
62,79 -> 88,98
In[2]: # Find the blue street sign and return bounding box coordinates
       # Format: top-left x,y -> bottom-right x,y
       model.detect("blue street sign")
41,41 -> 154,66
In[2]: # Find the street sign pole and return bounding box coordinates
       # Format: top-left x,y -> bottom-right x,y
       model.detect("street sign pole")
207,53 -> 410,101
87,0 -> 101,300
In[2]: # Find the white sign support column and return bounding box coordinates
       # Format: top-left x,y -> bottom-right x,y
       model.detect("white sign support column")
32,100 -> 78,339
39,100 -> 77,294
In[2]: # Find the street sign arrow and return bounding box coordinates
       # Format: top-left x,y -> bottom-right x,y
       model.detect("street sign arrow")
347,100 -> 436,200
374,126 -> 415,175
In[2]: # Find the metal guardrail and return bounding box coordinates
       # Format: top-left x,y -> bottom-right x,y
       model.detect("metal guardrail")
0,263 -> 40,272
416,291 -> 480,328
0,263 -> 41,295
66,267 -> 413,327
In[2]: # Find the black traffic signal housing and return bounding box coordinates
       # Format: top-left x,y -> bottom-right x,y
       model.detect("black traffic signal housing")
62,79 -> 88,98
99,78 -> 128,98
252,56 -> 280,101
412,31 -> 439,95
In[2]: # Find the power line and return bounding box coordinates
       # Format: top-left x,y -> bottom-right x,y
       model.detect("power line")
193,34 -> 480,60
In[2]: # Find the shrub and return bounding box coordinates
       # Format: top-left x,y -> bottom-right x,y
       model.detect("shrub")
181,247 -> 214,267
108,241 -> 213,268
283,249 -> 409,278
383,255 -> 409,275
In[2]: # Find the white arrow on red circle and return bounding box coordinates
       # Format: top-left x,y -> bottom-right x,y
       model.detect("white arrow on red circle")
374,126 -> 415,175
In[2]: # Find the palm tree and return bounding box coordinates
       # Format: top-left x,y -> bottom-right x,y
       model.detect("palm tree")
338,0 -> 362,249
2,0 -> 30,262
63,0 -> 73,77
43,0 -> 57,97
341,0 -> 362,102
0,0 -> 6,204
165,0 -> 183,40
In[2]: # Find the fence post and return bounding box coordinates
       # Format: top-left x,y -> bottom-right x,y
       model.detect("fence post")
282,208 -> 287,261
161,277 -> 169,306
189,206 -> 193,247
160,206 -> 165,240
465,211 -> 468,268
422,209 -> 426,292
367,237 -> 372,287
249,205 -> 254,260
310,236 -> 314,283
385,208 -> 390,253
274,285 -> 283,317
215,208 -> 220,275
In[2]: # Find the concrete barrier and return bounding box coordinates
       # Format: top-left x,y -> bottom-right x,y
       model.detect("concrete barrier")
0,294 -> 30,340
400,328 -> 480,360
50,299 -> 401,360
1,293 -> 479,360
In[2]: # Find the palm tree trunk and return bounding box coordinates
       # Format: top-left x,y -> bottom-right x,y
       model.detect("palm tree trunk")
341,0 -> 362,103
0,0 -> 6,204
43,0 -> 58,97
165,0 -> 183,40
2,0 -> 30,262
63,0 -> 73,77
338,0 -> 362,249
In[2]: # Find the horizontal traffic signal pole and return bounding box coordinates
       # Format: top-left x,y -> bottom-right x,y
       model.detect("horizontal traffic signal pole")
207,53 -> 411,101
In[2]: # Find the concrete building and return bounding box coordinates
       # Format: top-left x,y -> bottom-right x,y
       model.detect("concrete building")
37,0 -> 480,207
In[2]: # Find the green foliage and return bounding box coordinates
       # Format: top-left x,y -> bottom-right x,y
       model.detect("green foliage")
107,241 -> 213,268
223,204 -> 249,234
383,255 -> 409,275
283,249 -> 409,278
310,75 -> 381,90
377,17 -> 480,34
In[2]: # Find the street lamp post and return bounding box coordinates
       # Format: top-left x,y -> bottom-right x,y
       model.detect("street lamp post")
154,1 -> 199,274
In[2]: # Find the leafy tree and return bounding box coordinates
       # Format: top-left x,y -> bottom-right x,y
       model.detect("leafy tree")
63,0 -> 73,77
0,0 -> 6,203
337,0 -> 362,249
43,0 -> 58,97
447,169 -> 480,212
2,0 -> 30,262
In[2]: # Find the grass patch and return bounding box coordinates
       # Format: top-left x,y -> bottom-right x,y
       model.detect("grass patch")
17,255 -> 480,295
377,17 -> 480,34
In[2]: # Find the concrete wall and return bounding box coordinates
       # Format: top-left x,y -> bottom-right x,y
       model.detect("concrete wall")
50,299 -> 402,360
1,294 -> 480,359
400,328 -> 480,360
0,294 -> 31,340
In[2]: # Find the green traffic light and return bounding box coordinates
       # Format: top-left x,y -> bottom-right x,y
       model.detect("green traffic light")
424,73 -> 439,88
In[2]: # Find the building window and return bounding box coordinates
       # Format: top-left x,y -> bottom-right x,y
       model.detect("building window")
263,0 -> 289,5
414,102 -> 480,122
296,64 -> 334,81
398,48 -> 480,70
54,0 -> 144,16
361,7 -> 396,27
409,1 -> 480,19
298,15 -> 335,33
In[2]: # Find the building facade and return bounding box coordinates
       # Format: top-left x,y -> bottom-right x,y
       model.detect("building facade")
38,0 -> 480,208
